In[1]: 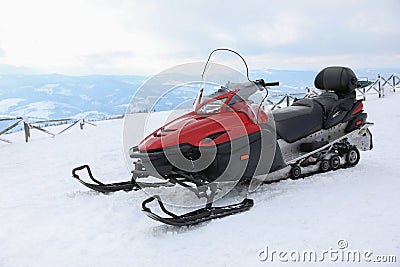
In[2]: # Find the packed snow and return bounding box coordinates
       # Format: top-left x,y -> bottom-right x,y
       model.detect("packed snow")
0,93 -> 399,267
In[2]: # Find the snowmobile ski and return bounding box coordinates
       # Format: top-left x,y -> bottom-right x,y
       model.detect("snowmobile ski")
72,165 -> 173,193
142,195 -> 254,226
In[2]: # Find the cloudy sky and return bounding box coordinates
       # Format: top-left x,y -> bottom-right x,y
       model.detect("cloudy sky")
0,0 -> 399,75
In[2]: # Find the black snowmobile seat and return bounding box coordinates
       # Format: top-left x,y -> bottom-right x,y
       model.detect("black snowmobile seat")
294,92 -> 338,115
272,99 -> 324,143
313,66 -> 358,128
272,66 -> 358,142
295,92 -> 353,129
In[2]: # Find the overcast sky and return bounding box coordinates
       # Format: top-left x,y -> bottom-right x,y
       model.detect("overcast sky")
0,0 -> 399,75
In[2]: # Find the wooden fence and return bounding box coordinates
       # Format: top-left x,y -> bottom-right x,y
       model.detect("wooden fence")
1,74 -> 398,143
267,73 -> 399,110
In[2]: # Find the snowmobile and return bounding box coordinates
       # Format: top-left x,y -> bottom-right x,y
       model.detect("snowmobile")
72,49 -> 373,226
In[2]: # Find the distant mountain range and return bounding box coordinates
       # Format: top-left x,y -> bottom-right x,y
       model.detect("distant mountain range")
0,68 -> 398,120
0,74 -> 146,119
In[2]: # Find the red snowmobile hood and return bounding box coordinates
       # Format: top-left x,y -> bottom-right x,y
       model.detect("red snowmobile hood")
138,111 -> 261,151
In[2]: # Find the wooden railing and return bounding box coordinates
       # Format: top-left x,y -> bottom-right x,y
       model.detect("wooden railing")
1,74 -> 398,143
267,73 -> 399,110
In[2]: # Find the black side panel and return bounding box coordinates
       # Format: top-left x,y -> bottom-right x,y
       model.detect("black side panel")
322,97 -> 354,129
269,142 -> 286,172
300,141 -> 329,152
345,113 -> 367,133
141,155 -> 173,179
203,132 -> 263,181
342,99 -> 363,122
246,129 -> 286,176
142,131 -> 286,182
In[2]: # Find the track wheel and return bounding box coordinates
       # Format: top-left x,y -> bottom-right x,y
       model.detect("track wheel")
290,165 -> 302,179
330,154 -> 341,170
320,159 -> 330,172
346,146 -> 360,167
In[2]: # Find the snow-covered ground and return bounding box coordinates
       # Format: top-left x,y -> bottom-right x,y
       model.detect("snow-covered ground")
0,93 -> 399,267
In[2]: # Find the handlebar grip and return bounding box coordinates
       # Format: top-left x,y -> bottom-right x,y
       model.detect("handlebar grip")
264,81 -> 279,86
255,79 -> 279,87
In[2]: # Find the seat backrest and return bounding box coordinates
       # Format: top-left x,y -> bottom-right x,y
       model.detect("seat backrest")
314,67 -> 357,96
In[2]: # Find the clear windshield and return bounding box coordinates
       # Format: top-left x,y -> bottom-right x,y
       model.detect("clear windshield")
197,49 -> 269,123
197,97 -> 227,114
194,83 -> 268,124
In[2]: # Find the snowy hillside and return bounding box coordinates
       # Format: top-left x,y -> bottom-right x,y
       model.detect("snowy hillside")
0,74 -> 145,119
0,93 -> 399,266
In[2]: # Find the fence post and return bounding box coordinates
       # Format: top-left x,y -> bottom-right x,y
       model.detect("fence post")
286,95 -> 290,107
363,86 -> 366,101
394,75 -> 396,93
378,74 -> 383,98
